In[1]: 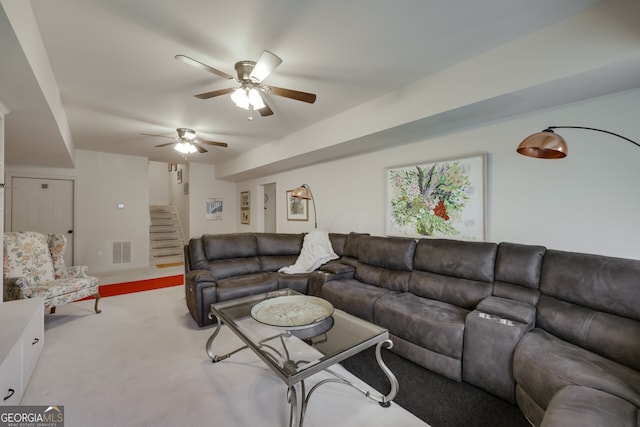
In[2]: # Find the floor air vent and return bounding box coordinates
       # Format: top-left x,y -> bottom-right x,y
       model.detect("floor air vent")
112,240 -> 132,264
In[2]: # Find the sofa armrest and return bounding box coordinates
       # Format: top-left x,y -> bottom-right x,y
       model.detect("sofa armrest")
3,276 -> 31,299
463,296 -> 537,403
308,267 -> 354,297
475,296 -> 536,326
319,260 -> 355,277
186,269 -> 217,286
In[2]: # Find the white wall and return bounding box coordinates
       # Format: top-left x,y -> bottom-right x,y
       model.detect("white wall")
168,163 -> 189,240
75,150 -> 149,272
237,89 -> 640,260
187,162 -> 236,238
148,161 -> 169,206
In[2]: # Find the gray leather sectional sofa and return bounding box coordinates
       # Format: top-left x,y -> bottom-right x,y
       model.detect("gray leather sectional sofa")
184,231 -> 640,426
184,233 -> 309,327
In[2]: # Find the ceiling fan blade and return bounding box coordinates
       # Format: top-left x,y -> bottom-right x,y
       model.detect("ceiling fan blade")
155,142 -> 176,148
198,139 -> 228,148
195,87 -> 235,100
250,50 -> 282,82
141,133 -> 174,139
258,101 -> 274,117
175,54 -> 234,80
268,86 -> 317,104
193,142 -> 208,153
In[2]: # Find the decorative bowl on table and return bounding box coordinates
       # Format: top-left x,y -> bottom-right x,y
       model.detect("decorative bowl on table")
250,295 -> 334,330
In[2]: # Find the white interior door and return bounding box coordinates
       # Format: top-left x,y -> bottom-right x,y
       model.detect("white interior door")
10,177 -> 75,266
263,183 -> 276,233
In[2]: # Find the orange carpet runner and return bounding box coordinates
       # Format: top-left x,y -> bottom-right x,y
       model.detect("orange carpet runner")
80,275 -> 184,301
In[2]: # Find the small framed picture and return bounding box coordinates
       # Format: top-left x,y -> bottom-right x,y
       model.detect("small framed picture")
241,208 -> 250,224
286,190 -> 308,221
240,191 -> 250,208
205,198 -> 223,221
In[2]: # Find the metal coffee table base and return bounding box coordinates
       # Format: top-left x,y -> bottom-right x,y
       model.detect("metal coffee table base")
287,340 -> 398,427
205,319 -> 399,427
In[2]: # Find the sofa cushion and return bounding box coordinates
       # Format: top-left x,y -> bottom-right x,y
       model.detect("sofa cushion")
256,233 -> 304,256
495,242 -> 546,288
408,238 -> 495,308
276,272 -> 310,294
206,257 -> 262,280
540,250 -> 640,321
204,233 -> 258,259
355,263 -> 412,293
188,233 -> 260,275
493,242 -> 546,306
412,238 -> 497,282
320,279 -> 395,323
375,293 -> 468,360
354,236 -> 415,292
408,270 -> 492,310
328,233 -> 347,256
216,273 -> 278,302
513,328 -> 640,411
343,232 -> 368,258
537,295 -> 640,372
541,386 -> 639,427
358,235 -> 416,271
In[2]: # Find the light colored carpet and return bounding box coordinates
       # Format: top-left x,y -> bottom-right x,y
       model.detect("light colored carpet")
21,286 -> 428,427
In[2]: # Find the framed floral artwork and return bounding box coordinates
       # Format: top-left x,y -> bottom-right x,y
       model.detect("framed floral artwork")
286,190 -> 308,221
386,153 -> 486,240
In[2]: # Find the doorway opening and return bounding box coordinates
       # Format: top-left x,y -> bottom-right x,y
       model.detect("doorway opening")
262,183 -> 276,233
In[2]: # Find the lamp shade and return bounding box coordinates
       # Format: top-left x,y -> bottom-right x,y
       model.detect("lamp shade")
290,184 -> 317,228
517,129 -> 568,159
290,185 -> 312,200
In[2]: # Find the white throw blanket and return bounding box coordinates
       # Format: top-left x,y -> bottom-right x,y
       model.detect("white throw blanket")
279,230 -> 339,274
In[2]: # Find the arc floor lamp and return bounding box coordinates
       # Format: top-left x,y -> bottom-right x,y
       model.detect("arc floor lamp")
290,184 -> 317,229
517,126 -> 640,159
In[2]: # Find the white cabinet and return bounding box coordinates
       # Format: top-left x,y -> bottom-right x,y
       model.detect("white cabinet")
0,297 -> 45,405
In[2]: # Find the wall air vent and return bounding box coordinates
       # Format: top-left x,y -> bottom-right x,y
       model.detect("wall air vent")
112,241 -> 132,264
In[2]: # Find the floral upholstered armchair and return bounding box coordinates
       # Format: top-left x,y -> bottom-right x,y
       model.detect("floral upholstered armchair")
3,231 -> 101,314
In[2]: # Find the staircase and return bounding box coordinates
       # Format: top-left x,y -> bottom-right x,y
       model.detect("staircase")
149,205 -> 184,263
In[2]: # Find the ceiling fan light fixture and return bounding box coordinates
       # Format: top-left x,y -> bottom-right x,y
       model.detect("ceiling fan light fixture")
231,87 -> 250,109
176,127 -> 197,140
174,142 -> 197,154
248,88 -> 265,109
231,87 -> 265,111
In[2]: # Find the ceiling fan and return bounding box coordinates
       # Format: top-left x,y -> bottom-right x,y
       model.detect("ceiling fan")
142,128 -> 228,155
175,50 -> 317,119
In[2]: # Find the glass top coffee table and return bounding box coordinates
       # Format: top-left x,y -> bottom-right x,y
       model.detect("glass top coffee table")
206,288 -> 399,427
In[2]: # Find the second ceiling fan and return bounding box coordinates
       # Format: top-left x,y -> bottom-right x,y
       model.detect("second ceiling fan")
176,50 -> 316,119
142,128 -> 228,154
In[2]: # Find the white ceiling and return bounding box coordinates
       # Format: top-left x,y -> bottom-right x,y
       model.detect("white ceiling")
0,0 -> 620,170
